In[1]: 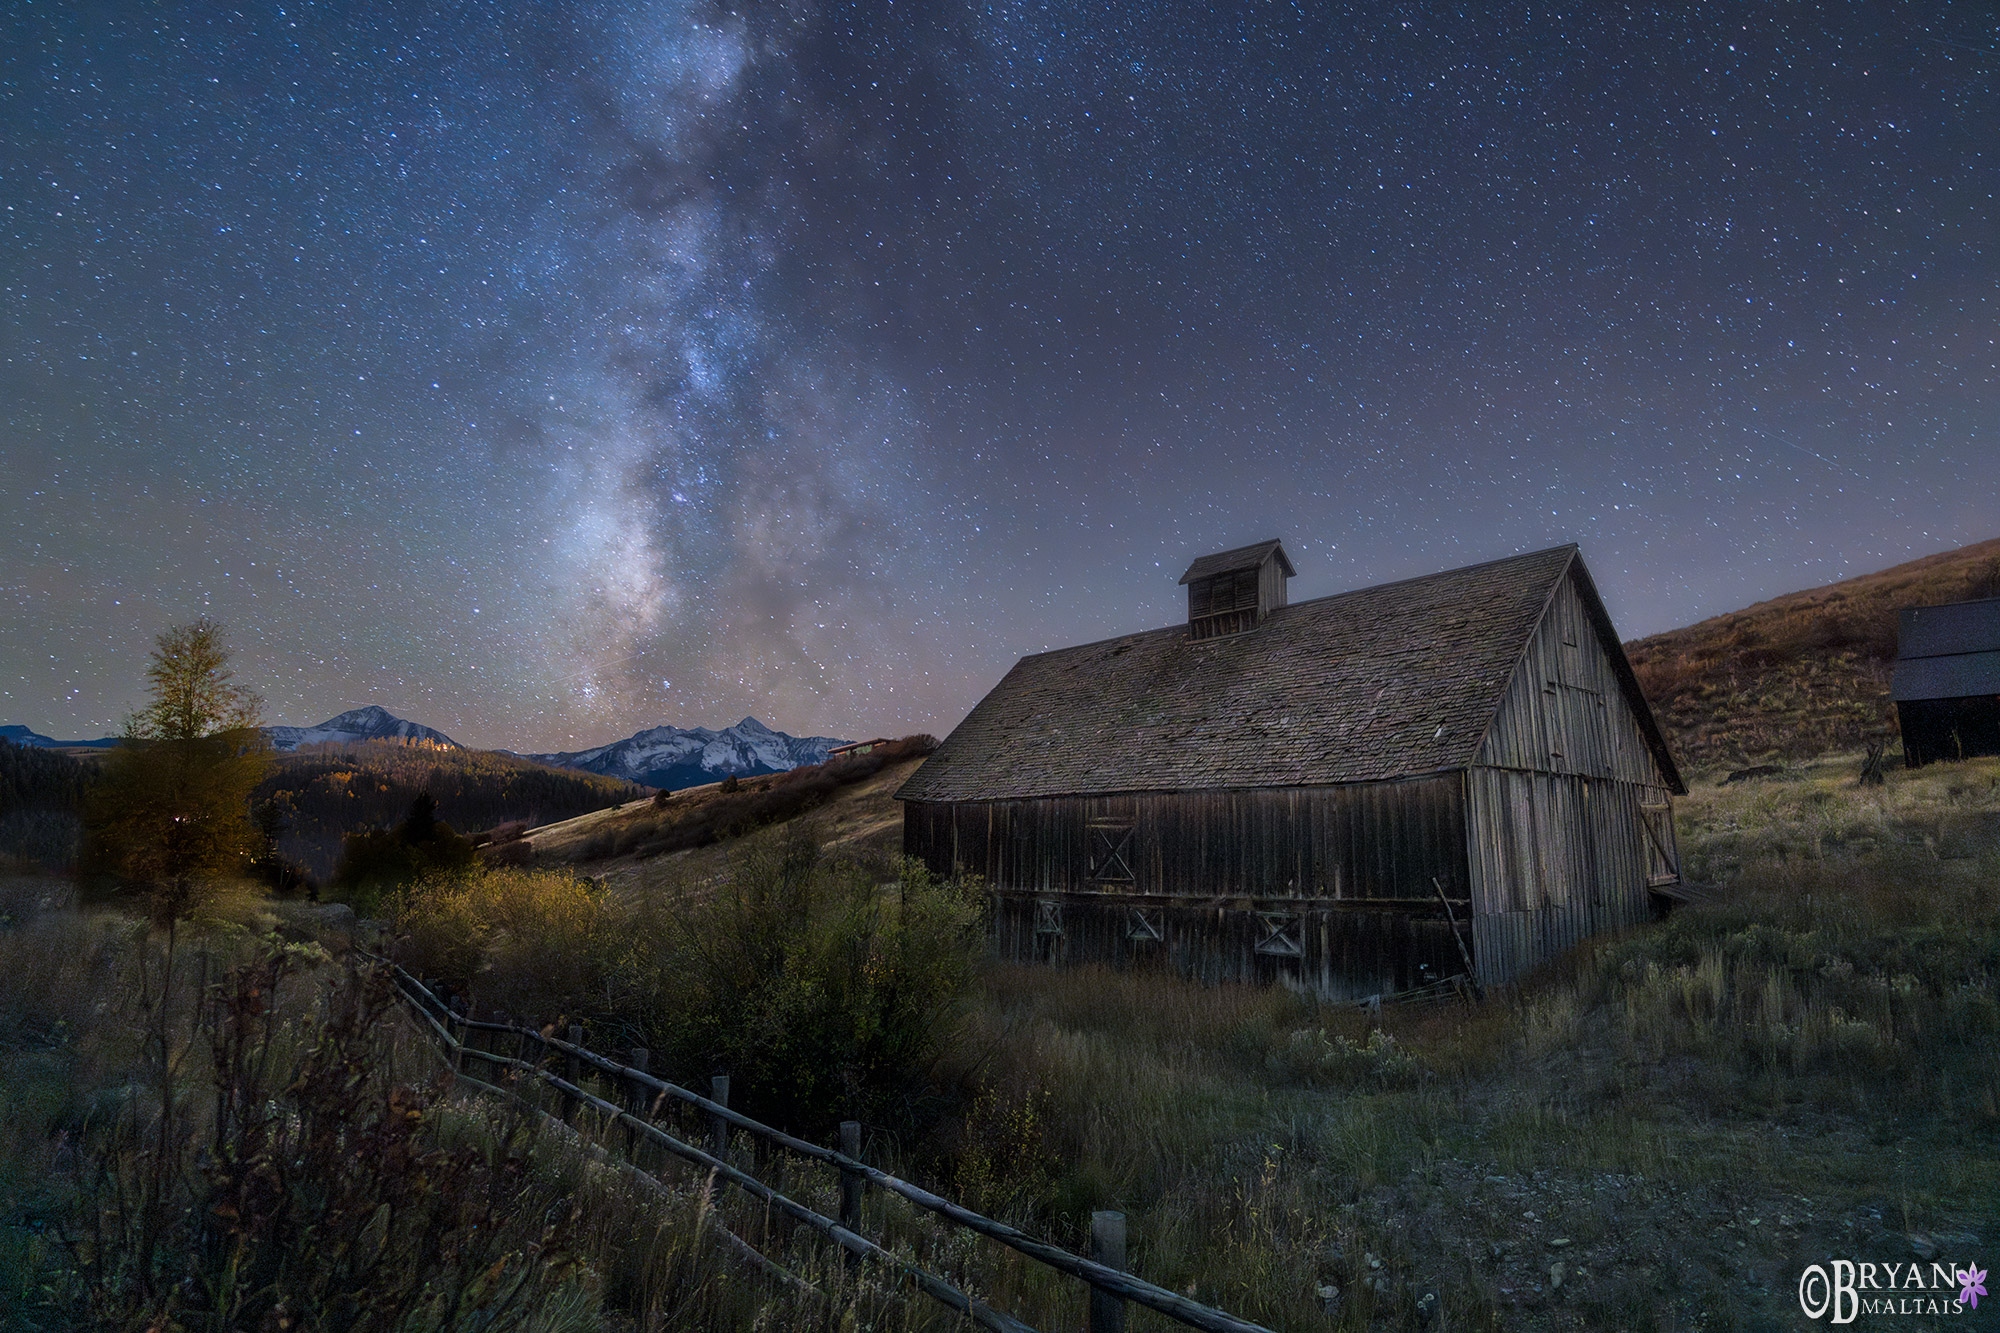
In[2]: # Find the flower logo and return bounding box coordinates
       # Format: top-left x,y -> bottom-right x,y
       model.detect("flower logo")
1959,1265 -> 1987,1310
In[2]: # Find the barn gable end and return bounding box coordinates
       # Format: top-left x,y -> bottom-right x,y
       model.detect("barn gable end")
1464,560 -> 1683,985
1474,561 -> 1679,789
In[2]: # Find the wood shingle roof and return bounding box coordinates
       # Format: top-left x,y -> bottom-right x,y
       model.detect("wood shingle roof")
1178,538 -> 1296,584
900,545 -> 1666,802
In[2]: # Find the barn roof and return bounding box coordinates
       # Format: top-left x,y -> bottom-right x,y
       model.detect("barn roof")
1179,538 -> 1296,584
1892,596 -> 2000,701
899,544 -> 1680,802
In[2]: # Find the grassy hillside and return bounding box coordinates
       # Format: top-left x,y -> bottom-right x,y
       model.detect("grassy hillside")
4,736 -> 1993,1330
527,738 -> 929,895
1626,536 -> 2000,774
261,740 -> 646,883
376,748 -> 1998,1332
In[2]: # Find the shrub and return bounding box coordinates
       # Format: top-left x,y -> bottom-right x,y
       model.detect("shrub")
46,950 -> 604,1332
628,831 -> 986,1133
387,868 -> 623,1018
398,826 -> 986,1136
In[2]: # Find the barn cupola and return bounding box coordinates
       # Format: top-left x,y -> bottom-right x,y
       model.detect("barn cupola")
1178,539 -> 1296,641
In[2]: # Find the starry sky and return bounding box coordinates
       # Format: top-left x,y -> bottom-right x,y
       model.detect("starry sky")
3,1 -> 1997,751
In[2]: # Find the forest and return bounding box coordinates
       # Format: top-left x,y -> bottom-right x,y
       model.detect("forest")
0,736 -> 645,885
257,740 -> 647,882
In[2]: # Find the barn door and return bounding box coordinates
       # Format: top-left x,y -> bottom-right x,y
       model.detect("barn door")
1639,799 -> 1680,886
1087,797 -> 1138,888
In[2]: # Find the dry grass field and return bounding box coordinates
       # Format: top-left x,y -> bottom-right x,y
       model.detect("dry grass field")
4,744 -> 1992,1331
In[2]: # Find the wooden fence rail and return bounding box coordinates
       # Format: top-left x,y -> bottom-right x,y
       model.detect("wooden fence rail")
376,957 -> 1277,1333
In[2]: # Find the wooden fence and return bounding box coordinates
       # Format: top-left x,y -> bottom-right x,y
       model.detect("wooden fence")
379,958 -> 1277,1333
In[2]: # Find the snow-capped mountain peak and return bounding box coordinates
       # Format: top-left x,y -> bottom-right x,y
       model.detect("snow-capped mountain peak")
526,718 -> 844,790
265,705 -> 460,752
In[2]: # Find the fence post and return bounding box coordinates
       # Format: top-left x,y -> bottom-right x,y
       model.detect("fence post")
625,1048 -> 650,1157
839,1120 -> 864,1266
1089,1210 -> 1128,1333
709,1074 -> 731,1162
561,1025 -> 583,1126
490,1012 -> 508,1082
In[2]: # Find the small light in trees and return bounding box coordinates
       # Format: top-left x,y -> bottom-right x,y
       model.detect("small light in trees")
84,618 -> 271,930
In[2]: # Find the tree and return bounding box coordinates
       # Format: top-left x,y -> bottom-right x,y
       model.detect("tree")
331,792 -> 476,914
79,618 -> 271,1293
84,618 -> 271,926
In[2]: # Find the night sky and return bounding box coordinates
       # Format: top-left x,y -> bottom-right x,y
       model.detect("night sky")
4,2 -> 1997,751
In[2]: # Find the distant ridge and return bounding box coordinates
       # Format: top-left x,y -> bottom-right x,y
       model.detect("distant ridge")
527,716 -> 844,790
1627,536 -> 2000,771
0,724 -> 118,750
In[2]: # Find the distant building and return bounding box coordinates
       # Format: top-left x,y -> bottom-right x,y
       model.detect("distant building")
829,738 -> 895,760
897,541 -> 1685,998
1892,596 -> 2000,767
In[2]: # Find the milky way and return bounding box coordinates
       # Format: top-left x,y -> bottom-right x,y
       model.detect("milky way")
3,2 -> 1997,749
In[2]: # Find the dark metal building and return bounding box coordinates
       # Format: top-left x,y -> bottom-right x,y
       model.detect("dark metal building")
898,542 -> 1686,996
1892,596 -> 2000,767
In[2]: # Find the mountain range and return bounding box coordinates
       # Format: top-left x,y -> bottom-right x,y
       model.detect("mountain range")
2,706 -> 844,791
0,724 -> 117,750
523,716 -> 844,790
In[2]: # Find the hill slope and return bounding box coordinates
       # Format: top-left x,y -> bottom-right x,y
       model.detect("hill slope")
528,743 -> 930,896
261,742 -> 645,882
1626,536 -> 2000,772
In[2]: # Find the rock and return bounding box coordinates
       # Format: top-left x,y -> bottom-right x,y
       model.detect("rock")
1549,1238 -> 1571,1248
1910,1232 -> 1938,1260
1549,1262 -> 1566,1290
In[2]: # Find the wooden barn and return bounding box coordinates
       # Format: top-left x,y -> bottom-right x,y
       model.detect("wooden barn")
897,541 -> 1686,997
1892,595 -> 2000,767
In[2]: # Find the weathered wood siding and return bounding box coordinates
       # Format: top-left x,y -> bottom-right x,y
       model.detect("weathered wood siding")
1467,567 -> 1677,985
1476,571 -> 1671,788
985,892 -> 1467,1000
904,776 -> 1471,1000
904,776 -> 1467,899
1464,768 -> 1664,985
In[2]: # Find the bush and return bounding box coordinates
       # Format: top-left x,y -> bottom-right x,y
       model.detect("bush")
628,829 -> 986,1133
387,868 -> 623,1016
45,950 -> 604,1332
393,826 -> 986,1137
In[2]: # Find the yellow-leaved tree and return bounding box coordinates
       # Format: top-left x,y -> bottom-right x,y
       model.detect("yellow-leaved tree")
85,617 -> 271,927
